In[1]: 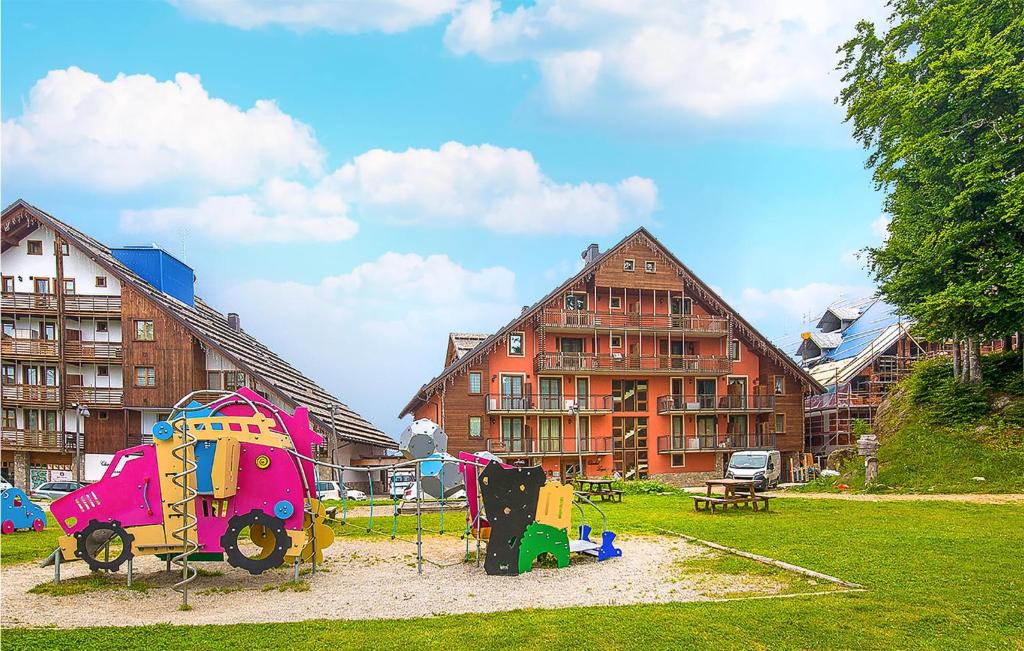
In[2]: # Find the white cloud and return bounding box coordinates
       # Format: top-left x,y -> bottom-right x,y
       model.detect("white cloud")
2,67 -> 322,192
735,282 -> 873,322
871,214 -> 891,240
444,0 -> 887,119
171,0 -> 457,33
120,178 -> 357,243
327,141 -> 657,234
217,253 -> 517,435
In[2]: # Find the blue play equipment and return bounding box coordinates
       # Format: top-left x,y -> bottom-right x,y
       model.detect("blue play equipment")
1,487 -> 47,534
578,524 -> 623,561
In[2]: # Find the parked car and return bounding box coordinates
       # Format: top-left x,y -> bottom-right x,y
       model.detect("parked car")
31,481 -> 85,500
390,472 -> 414,499
345,488 -> 368,501
316,481 -> 342,501
724,450 -> 782,491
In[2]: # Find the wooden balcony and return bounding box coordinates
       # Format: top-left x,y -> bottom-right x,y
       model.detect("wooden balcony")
63,294 -> 121,316
0,337 -> 59,359
1,384 -> 60,405
540,308 -> 728,337
656,432 -> 777,453
535,352 -> 732,375
1,292 -> 57,313
64,340 -> 124,362
1,429 -> 82,453
484,394 -> 613,414
64,387 -> 123,407
485,436 -> 614,456
657,394 -> 775,414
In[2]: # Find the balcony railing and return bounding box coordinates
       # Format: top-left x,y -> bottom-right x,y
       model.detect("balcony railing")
540,308 -> 729,336
657,394 -> 775,414
486,438 -> 536,456
1,384 -> 60,404
1,429 -> 83,452
1,292 -> 57,312
0,337 -> 59,358
485,394 -> 613,414
64,340 -> 124,362
535,352 -> 732,375
485,436 -> 614,456
63,295 -> 121,314
657,432 -> 777,453
64,387 -> 123,407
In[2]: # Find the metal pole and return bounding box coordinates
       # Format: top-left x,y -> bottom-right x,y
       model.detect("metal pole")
54,550 -> 61,584
415,462 -> 422,574
73,406 -> 81,482
330,406 -> 340,484
127,557 -> 133,587
575,407 -> 583,480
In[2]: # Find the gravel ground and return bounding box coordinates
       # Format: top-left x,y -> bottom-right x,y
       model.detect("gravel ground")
763,491 -> 1024,503
1,535 -> 788,629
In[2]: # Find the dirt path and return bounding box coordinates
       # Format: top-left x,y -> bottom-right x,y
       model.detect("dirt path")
1,535 -> 822,629
763,491 -> 1024,504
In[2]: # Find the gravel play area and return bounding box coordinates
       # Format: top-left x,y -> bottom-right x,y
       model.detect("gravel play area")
0,534 -> 820,629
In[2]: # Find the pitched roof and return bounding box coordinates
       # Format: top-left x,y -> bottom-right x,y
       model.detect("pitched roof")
399,227 -> 824,416
806,299 -> 915,387
449,332 -> 488,360
3,199 -> 395,449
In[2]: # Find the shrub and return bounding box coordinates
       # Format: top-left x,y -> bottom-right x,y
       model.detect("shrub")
902,356 -> 990,425
982,351 -> 1024,396
611,479 -> 678,495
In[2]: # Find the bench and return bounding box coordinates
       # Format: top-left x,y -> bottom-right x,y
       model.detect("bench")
692,494 -> 771,513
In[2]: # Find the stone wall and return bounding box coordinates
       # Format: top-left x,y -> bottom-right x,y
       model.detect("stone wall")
651,453 -> 725,488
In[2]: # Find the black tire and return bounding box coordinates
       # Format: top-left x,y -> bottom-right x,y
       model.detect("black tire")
220,509 -> 290,575
74,519 -> 135,572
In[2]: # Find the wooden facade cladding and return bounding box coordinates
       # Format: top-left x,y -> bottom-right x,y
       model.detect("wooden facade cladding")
436,364 -> 489,456
120,283 -> 205,408
593,239 -> 691,291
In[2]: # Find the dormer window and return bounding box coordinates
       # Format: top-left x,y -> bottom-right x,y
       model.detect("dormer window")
644,261 -> 656,273
623,259 -> 635,272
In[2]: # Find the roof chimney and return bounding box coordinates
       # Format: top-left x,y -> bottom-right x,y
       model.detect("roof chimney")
582,243 -> 600,264
227,312 -> 241,331
521,305 -> 529,314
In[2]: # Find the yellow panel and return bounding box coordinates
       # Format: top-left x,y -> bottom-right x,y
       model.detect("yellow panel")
125,524 -> 173,551
168,414 -> 294,449
211,436 -> 240,498
58,535 -> 77,562
535,482 -> 574,530
155,431 -> 195,542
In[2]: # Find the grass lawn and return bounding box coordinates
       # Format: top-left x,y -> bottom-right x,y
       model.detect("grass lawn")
3,495 -> 1022,649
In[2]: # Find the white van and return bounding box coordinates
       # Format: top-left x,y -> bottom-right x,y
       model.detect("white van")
725,450 -> 782,490
389,471 -> 415,499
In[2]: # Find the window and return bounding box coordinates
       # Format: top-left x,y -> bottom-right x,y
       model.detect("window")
609,296 -> 622,310
538,417 -> 561,453
696,415 -> 717,446
135,320 -> 155,341
728,338 -> 741,361
207,371 -> 224,390
610,335 -> 623,349
774,375 -> 785,395
612,416 -> 648,479
225,371 -> 246,391
576,377 -> 590,410
578,416 -> 591,448
507,332 -> 524,357
135,366 -> 156,387
97,365 -> 109,377
775,414 -> 785,434
539,377 -> 562,410
26,410 -> 40,431
468,416 -> 482,438
98,410 -> 109,421
683,298 -> 693,315
95,276 -> 107,288
1,276 -> 13,293
62,278 -> 76,295
564,293 -> 587,311
2,408 -> 15,429
644,260 -> 656,273
501,417 -> 525,453
558,337 -> 584,353
43,410 -> 58,431
2,365 -> 15,384
96,320 -> 108,333
42,323 -> 56,340
34,278 -> 50,294
612,379 -> 648,412
468,371 -> 482,395
27,240 -> 43,255
622,258 -> 635,272
60,242 -> 69,256
671,453 -> 685,468
43,367 -> 57,386
2,321 -> 12,337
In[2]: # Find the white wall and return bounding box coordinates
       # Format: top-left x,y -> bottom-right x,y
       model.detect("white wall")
1,224 -> 121,296
66,317 -> 123,342
66,363 -> 124,388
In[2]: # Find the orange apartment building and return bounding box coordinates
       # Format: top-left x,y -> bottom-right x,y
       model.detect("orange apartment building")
400,229 -> 823,485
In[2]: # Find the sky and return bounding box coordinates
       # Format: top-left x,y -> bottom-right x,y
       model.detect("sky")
1,0 -> 892,438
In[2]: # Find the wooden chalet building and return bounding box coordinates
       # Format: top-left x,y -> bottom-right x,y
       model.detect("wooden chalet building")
400,229 -> 823,485
1,200 -> 394,489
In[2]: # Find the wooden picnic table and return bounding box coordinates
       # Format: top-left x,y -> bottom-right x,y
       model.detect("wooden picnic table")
574,478 -> 623,502
693,478 -> 770,513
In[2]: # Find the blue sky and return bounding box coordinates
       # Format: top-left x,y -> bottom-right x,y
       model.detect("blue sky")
2,0 -> 890,437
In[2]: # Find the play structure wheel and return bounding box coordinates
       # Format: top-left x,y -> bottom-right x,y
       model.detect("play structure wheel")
1,520 -> 13,535
74,519 -> 135,572
32,518 -> 45,532
220,509 -> 290,575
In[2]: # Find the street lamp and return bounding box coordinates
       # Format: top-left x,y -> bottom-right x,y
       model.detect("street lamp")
72,403 -> 90,482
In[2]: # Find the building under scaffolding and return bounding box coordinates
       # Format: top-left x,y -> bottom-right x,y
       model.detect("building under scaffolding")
795,299 -> 938,460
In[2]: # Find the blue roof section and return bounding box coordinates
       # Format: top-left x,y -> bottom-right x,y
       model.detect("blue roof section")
822,299 -> 902,362
111,246 -> 195,306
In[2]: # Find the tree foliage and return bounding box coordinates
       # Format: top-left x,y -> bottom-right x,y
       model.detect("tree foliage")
838,0 -> 1024,349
